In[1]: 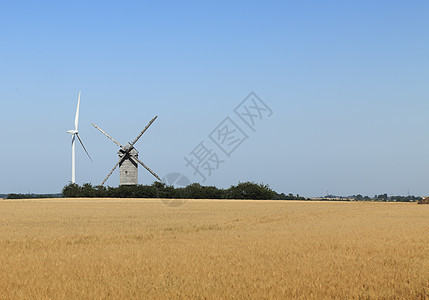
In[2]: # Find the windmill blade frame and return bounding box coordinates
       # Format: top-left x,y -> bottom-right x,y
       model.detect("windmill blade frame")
131,156 -> 161,181
130,116 -> 157,148
92,123 -> 124,149
100,156 -> 126,186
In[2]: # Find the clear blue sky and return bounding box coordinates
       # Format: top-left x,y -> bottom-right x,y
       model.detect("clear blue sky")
0,1 -> 428,197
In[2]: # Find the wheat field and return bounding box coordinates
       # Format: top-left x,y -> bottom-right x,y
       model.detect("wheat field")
0,199 -> 428,299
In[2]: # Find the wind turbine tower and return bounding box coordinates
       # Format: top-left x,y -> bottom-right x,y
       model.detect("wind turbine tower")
67,91 -> 92,183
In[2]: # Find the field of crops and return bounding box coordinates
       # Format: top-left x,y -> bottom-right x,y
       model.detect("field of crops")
0,199 -> 428,299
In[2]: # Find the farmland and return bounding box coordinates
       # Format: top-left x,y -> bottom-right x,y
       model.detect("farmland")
0,199 -> 428,299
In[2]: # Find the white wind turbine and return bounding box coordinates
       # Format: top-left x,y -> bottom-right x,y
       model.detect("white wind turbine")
67,91 -> 92,184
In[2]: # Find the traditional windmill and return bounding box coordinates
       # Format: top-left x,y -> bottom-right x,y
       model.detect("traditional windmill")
92,116 -> 161,186
66,91 -> 92,184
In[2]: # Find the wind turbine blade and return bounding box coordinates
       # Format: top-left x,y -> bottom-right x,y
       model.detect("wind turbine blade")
75,91 -> 81,131
131,156 -> 161,181
92,123 -> 124,149
76,133 -> 93,162
130,116 -> 157,148
101,157 -> 124,186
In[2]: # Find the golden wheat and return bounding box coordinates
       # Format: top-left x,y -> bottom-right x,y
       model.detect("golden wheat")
0,199 -> 428,299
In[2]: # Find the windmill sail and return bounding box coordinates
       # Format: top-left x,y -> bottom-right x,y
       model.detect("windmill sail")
93,116 -> 160,186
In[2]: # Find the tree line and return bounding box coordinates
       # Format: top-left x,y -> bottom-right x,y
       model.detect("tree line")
62,181 -> 306,200
4,185 -> 420,202
352,194 -> 421,202
6,193 -> 61,199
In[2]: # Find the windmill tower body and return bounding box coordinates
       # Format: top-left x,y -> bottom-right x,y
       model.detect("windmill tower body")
118,144 -> 139,185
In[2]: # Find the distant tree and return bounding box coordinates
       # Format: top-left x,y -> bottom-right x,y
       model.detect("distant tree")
94,185 -> 107,198
62,183 -> 82,197
203,185 -> 226,199
376,194 -> 388,201
184,183 -> 225,199
354,194 -> 363,201
273,192 -> 306,200
183,183 -> 201,199
227,182 -> 275,200
82,183 -> 96,197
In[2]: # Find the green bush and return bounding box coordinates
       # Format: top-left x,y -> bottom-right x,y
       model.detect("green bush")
62,181 -> 282,200
226,182 -> 274,200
